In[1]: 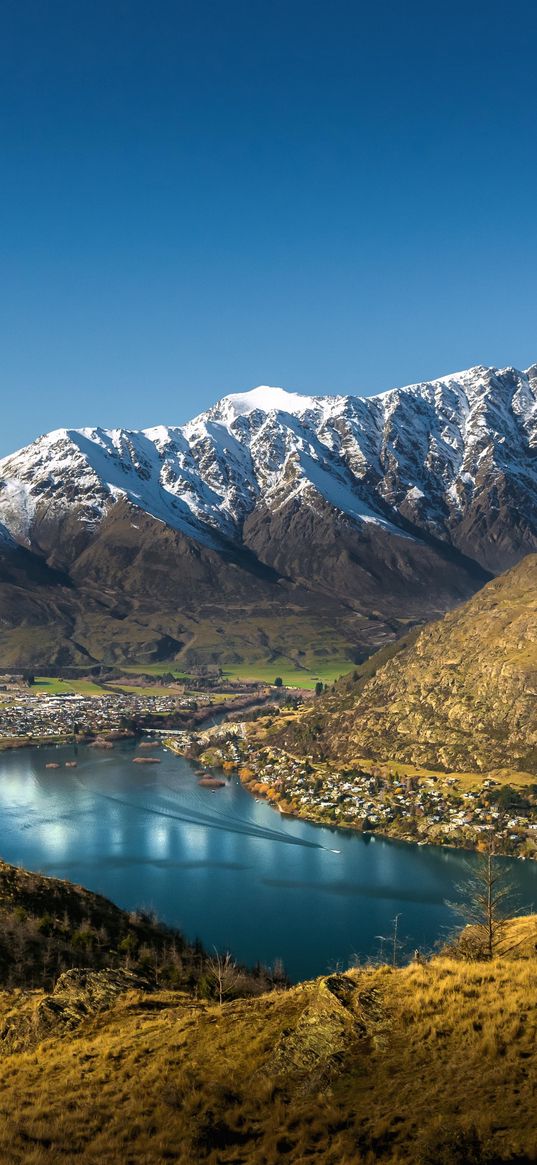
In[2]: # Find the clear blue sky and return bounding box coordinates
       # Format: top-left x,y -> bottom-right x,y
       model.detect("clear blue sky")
1,0 -> 537,454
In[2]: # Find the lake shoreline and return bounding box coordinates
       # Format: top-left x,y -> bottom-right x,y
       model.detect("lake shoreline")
0,738 -> 535,981
237,772 -> 536,863
0,726 -> 506,863
162,735 -> 536,863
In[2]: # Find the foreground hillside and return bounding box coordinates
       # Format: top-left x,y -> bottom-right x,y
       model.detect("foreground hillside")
279,553 -> 537,775
0,915 -> 535,1164
0,859 -> 279,997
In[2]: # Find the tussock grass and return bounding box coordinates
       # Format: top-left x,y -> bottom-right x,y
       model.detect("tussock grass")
0,919 -> 535,1163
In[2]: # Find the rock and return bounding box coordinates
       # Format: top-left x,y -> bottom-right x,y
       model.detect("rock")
268,974 -> 373,1093
0,968 -> 155,1053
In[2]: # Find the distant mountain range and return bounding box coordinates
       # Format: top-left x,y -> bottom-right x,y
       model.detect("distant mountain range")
0,362 -> 536,669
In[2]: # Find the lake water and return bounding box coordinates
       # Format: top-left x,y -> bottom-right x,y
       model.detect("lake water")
0,739 -> 535,981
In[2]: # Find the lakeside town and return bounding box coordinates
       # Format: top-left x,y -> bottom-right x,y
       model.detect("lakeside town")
165,720 -> 537,861
0,674 -> 278,747
0,688 -> 205,746
0,676 -> 536,861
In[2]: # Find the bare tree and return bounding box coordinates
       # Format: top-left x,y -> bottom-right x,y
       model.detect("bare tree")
447,845 -> 516,960
206,947 -> 240,1005
391,913 -> 402,968
270,957 -> 286,985
375,913 -> 405,967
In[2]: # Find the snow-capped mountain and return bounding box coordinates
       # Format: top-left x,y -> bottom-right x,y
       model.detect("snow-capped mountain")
2,362 -> 536,569
0,362 -> 534,668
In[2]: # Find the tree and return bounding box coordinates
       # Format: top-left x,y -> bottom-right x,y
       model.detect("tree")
206,948 -> 240,1005
314,681 -> 324,697
270,957 -> 287,985
447,845 -> 516,960
274,677 -> 283,688
375,913 -> 405,967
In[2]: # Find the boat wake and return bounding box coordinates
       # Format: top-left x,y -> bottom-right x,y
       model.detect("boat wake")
76,779 -> 323,849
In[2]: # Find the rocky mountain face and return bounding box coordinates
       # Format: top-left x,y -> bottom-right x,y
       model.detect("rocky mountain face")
0,363 -> 535,667
280,553 -> 537,774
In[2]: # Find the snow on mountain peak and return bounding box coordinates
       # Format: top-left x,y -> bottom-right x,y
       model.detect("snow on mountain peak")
0,362 -> 536,572
217,385 -> 319,419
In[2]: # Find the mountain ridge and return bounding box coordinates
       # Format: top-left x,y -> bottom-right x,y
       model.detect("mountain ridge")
0,361 -> 535,668
3,360 -> 537,563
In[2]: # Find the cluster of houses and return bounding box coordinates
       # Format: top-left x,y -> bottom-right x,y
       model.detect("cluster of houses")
169,724 -> 537,859
0,690 -> 205,742
4,686 -> 535,860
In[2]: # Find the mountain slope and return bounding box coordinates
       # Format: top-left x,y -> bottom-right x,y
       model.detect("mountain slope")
280,553 -> 537,773
0,361 -> 535,668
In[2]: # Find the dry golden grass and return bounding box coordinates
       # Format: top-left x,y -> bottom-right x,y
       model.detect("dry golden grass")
276,554 -> 537,778
0,919 -> 535,1163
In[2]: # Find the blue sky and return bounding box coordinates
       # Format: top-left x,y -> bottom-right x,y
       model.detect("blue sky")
1,0 -> 536,454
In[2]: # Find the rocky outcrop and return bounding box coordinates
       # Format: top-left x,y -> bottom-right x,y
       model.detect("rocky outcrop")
39,967 -> 155,1027
0,968 -> 155,1052
268,974 -> 384,1094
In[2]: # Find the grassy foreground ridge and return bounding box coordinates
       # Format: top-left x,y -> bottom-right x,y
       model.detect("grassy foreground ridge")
0,860 -> 535,1163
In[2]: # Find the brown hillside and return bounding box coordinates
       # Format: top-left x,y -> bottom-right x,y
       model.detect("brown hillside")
280,553 -> 537,773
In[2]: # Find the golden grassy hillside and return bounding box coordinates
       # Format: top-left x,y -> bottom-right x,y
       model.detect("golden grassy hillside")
0,915 -> 535,1165
280,553 -> 537,774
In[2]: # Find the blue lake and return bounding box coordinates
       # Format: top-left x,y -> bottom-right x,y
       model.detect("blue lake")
0,739 -> 535,981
